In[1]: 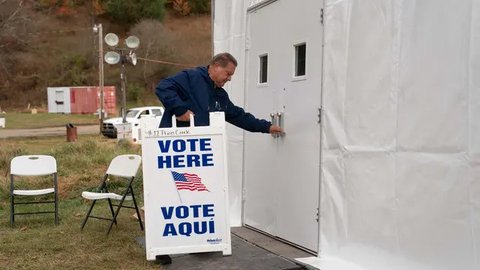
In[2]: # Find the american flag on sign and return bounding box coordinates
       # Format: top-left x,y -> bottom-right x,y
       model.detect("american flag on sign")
171,171 -> 209,192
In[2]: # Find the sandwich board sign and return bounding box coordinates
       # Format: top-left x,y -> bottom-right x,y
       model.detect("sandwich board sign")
141,112 -> 231,260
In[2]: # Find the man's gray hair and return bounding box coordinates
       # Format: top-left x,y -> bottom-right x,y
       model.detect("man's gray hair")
210,52 -> 238,67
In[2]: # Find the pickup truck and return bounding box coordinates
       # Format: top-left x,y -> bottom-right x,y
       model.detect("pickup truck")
101,106 -> 164,138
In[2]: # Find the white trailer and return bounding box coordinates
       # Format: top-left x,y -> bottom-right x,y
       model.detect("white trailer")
47,87 -> 71,113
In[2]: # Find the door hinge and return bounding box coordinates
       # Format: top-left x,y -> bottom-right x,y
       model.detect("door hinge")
318,107 -> 322,124
320,8 -> 324,25
316,207 -> 319,222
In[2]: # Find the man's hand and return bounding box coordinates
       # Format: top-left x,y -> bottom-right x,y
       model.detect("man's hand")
176,110 -> 194,121
269,125 -> 284,135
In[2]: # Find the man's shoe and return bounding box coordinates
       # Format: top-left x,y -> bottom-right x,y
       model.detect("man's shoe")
155,255 -> 172,265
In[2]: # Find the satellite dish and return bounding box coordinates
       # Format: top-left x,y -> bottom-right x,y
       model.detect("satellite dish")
125,35 -> 140,49
104,33 -> 119,47
127,51 -> 137,66
104,51 -> 121,65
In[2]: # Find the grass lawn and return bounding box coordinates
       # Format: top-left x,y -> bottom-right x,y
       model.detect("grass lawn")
0,135 -> 164,269
2,112 -> 99,129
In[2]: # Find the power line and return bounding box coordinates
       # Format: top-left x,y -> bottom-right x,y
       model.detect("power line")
25,26 -> 93,37
136,57 -> 197,68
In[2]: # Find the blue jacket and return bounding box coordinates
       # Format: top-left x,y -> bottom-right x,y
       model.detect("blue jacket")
155,66 -> 271,133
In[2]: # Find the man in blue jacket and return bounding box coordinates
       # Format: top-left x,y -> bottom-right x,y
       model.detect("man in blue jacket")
155,52 -> 283,135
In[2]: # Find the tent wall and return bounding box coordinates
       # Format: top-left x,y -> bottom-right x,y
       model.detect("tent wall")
214,0 -> 480,269
213,0 -> 255,226
320,0 -> 480,269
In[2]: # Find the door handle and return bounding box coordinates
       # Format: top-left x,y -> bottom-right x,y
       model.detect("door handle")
270,112 -> 284,138
270,113 -> 276,125
270,113 -> 278,138
277,112 -> 285,136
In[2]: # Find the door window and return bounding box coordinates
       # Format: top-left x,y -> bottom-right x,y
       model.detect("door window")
259,54 -> 268,84
294,43 -> 306,77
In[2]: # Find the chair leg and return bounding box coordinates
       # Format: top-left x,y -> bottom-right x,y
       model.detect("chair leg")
107,198 -> 126,235
54,192 -> 59,225
10,195 -> 14,228
107,199 -> 117,225
81,200 -> 97,230
130,187 -> 144,231
10,175 -> 14,227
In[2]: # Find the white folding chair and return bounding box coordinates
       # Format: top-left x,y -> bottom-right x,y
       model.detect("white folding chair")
10,155 -> 59,227
80,154 -> 143,235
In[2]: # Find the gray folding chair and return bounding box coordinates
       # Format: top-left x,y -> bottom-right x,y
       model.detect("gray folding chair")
10,155 -> 59,227
80,154 -> 143,235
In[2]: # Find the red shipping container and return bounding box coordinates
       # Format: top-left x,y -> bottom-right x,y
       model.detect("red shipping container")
70,87 -> 97,114
101,86 -> 117,116
68,86 -> 116,115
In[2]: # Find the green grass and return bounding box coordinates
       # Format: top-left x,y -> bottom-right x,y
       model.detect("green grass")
2,112 -> 99,129
0,135 -> 164,270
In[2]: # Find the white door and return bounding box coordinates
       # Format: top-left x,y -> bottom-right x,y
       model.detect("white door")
243,0 -> 323,252
55,90 -> 66,113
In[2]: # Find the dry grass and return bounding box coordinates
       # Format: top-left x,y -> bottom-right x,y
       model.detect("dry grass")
0,202 -> 159,270
2,112 -> 99,129
0,135 -> 164,269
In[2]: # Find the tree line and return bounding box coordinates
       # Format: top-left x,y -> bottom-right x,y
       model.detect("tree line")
0,0 -> 211,111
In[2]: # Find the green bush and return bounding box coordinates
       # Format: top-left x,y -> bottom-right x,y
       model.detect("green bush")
188,0 -> 210,14
126,83 -> 142,102
51,54 -> 92,86
103,0 -> 166,24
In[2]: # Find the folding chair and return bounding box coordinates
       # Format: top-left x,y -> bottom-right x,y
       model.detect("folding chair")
80,154 -> 143,235
10,155 -> 59,227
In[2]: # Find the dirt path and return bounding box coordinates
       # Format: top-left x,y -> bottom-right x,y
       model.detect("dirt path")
0,125 -> 100,139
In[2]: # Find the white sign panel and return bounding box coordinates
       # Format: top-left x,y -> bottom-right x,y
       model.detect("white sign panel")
141,112 -> 231,260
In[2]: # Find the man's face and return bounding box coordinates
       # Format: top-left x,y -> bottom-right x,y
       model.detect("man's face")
211,62 -> 236,88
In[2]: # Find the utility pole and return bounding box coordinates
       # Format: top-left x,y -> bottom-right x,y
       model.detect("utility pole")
121,60 -> 127,123
94,24 -> 105,132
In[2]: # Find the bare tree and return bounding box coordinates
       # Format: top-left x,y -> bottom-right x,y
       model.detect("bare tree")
0,0 -> 34,104
129,19 -> 177,86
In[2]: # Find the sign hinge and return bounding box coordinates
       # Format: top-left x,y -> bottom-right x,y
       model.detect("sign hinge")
317,107 -> 322,124
320,8 -> 324,25
245,36 -> 251,51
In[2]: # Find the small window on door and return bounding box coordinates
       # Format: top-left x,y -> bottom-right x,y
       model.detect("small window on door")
259,54 -> 268,84
294,43 -> 306,77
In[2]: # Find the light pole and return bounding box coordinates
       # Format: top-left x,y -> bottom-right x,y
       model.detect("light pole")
103,33 -> 140,124
93,24 -> 105,131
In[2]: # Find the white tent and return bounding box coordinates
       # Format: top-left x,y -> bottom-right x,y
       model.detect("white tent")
213,0 -> 480,269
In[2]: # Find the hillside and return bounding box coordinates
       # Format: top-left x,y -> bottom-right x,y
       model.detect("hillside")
0,2 -> 211,112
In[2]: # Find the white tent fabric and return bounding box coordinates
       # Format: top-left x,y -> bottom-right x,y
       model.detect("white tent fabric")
320,0 -> 480,269
214,0 -> 480,269
212,0 -> 251,226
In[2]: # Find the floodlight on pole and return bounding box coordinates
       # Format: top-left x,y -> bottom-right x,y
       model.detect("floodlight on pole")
104,33 -> 119,47
127,51 -> 137,66
104,51 -> 121,65
103,34 -> 140,124
125,36 -> 140,49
